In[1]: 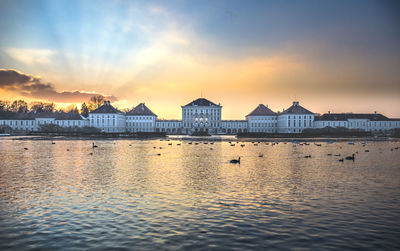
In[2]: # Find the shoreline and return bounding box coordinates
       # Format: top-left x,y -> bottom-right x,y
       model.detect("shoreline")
1,134 -> 398,142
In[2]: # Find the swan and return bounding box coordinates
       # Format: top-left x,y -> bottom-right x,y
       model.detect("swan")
345,154 -> 355,160
230,157 -> 241,164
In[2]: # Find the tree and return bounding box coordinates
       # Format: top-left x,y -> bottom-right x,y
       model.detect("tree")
80,102 -> 89,117
30,102 -> 56,113
29,102 -> 45,113
10,100 -> 28,113
0,100 -> 11,112
43,103 -> 56,113
64,104 -> 78,113
88,95 -> 106,112
90,95 -> 105,106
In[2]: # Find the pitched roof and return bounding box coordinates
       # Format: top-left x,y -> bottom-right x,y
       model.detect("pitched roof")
54,112 -> 85,120
90,101 -> 122,114
282,101 -> 313,115
183,98 -> 220,107
315,113 -> 391,121
0,111 -> 85,120
0,112 -> 36,120
126,103 -> 156,116
247,104 -> 276,116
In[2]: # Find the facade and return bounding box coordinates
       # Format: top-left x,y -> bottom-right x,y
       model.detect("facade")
181,98 -> 222,135
0,111 -> 88,132
220,120 -> 248,134
1,97 -> 400,134
277,101 -> 314,133
126,103 -> 157,132
89,101 -> 125,132
314,112 -> 400,132
156,120 -> 183,134
246,104 -> 277,133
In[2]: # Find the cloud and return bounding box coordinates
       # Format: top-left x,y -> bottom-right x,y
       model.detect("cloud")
4,48 -> 57,65
0,69 -> 117,103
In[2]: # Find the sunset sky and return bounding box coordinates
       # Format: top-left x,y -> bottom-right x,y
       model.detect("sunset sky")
0,0 -> 399,119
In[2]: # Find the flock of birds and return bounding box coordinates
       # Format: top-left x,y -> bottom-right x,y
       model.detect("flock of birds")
22,139 -> 400,164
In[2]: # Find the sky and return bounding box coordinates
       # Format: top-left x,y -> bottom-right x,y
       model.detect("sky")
0,0 -> 399,119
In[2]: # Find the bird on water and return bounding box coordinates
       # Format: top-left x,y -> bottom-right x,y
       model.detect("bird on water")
345,154 -> 355,161
230,157 -> 241,164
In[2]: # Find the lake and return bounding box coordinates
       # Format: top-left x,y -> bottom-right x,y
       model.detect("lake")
1,137 -> 400,250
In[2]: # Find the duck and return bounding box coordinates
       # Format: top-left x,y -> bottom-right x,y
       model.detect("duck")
240,144 -> 245,147
24,147 -> 28,150
334,154 -> 341,157
258,154 -> 263,158
157,153 -> 161,156
304,155 -> 311,158
230,157 -> 241,164
345,154 -> 355,161
365,150 -> 370,152
327,153 -> 332,156
338,158 -> 344,162
92,143 -> 98,148
51,141 -> 55,145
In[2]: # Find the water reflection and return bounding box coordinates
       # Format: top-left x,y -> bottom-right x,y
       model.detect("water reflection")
0,139 -> 400,250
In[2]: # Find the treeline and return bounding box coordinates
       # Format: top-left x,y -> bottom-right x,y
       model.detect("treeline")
0,95 -> 111,117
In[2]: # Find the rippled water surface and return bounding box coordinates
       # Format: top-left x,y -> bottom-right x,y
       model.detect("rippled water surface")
1,138 -> 400,250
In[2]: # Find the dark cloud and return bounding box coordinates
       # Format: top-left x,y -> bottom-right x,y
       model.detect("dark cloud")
0,69 -> 118,102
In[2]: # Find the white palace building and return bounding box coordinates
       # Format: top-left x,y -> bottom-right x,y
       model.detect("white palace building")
1,98 -> 400,134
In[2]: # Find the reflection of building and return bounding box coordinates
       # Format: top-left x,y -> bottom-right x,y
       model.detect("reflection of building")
1,98 -> 400,134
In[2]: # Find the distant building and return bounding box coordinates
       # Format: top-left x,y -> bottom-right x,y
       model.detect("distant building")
277,101 -> 314,133
0,111 -> 88,132
156,120 -> 183,134
89,101 -> 125,132
1,98 -> 399,134
246,104 -> 277,133
126,103 -> 157,132
181,98 -> 222,135
314,112 -> 400,132
220,120 -> 248,134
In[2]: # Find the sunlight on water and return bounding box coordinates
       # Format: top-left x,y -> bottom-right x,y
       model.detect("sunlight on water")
1,138 -> 400,250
